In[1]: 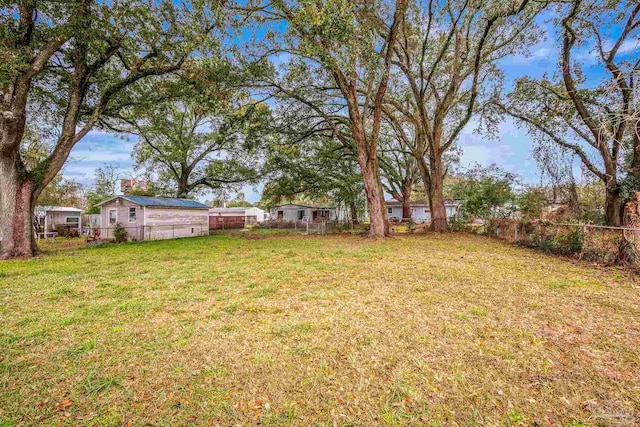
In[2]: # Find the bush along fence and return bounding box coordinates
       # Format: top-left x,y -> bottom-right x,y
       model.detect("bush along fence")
486,219 -> 640,266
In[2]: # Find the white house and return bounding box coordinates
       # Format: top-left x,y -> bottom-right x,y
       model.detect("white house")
34,206 -> 83,237
385,200 -> 461,223
97,196 -> 209,241
270,204 -> 338,221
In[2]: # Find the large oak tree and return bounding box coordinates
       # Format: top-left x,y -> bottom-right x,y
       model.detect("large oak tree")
0,0 -> 219,258
384,0 -> 543,231
496,0 -> 640,226
242,0 -> 408,237
119,73 -> 271,199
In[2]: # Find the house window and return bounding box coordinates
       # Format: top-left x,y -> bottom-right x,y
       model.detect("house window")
424,209 -> 428,213
65,216 -> 79,224
109,209 -> 117,225
128,207 -> 136,222
387,207 -> 393,214
297,210 -> 305,220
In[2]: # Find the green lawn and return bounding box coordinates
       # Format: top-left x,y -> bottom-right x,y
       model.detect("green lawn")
1,234 -> 638,426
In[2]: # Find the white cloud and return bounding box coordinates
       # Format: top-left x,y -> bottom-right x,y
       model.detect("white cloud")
456,119 -> 540,183
594,38 -> 640,56
61,131 -> 136,185
505,46 -> 554,65
69,149 -> 132,162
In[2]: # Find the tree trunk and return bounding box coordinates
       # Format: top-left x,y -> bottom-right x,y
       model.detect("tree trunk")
361,161 -> 388,237
429,156 -> 448,232
567,181 -> 581,217
0,156 -> 37,259
630,129 -> 640,181
350,114 -> 388,237
402,198 -> 411,221
349,201 -> 359,224
605,186 -> 623,227
401,180 -> 413,221
176,172 -> 190,198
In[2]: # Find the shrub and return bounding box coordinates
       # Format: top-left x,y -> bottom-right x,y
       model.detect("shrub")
450,217 -> 474,232
559,228 -> 584,254
113,223 -> 128,243
527,228 -> 583,256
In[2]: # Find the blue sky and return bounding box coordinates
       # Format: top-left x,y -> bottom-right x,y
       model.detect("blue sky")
65,66 -> 552,204
62,8 -> 632,203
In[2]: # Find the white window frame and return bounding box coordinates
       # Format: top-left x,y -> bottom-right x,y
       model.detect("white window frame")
128,207 -> 137,223
64,216 -> 80,224
387,207 -> 393,214
108,208 -> 117,226
297,209 -> 305,220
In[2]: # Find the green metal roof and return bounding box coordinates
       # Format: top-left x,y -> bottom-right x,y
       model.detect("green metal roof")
101,196 -> 209,209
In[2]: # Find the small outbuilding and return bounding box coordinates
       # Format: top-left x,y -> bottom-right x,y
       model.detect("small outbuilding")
270,204 -> 337,222
385,199 -> 462,223
97,196 -> 209,241
34,206 -> 84,238
209,207 -> 267,229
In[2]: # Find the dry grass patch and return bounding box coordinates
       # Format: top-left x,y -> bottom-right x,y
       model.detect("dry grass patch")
1,233 -> 639,426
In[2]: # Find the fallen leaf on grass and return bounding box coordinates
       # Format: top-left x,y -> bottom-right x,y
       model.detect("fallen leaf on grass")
55,398 -> 73,411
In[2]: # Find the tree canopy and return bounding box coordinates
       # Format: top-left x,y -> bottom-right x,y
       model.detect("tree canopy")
494,0 -> 640,226
0,0 -> 223,257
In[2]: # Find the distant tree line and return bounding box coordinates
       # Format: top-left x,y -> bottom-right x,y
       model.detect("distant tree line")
1,0 -> 638,258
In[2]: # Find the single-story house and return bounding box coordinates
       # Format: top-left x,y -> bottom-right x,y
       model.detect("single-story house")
34,206 -> 83,237
208,207 -> 266,229
97,196 -> 209,241
270,204 -> 337,222
385,199 -> 461,223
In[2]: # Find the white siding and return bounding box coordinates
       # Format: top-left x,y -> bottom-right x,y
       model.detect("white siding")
387,206 -> 403,221
45,211 -> 82,232
100,200 -> 209,241
144,207 -> 209,240
270,204 -> 338,221
271,205 -> 311,221
385,203 -> 458,223
246,207 -> 266,222
100,199 -> 144,240
387,205 -> 431,222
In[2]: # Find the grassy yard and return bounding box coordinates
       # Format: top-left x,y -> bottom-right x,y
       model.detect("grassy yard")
1,234 -> 639,426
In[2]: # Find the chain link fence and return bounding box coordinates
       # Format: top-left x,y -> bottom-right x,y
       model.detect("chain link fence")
257,220 -> 342,235
37,224 -> 207,245
487,219 -> 640,266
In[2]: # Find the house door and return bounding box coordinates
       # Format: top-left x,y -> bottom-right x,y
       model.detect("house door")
108,208 -> 117,238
